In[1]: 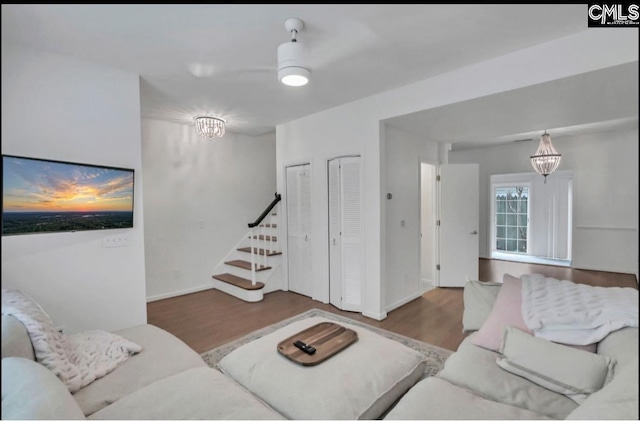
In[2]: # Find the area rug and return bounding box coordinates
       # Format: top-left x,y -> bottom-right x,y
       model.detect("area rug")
201,308 -> 453,378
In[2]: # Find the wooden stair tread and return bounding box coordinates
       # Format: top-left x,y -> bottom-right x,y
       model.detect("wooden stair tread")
252,235 -> 277,241
225,259 -> 271,271
237,247 -> 282,256
212,273 -> 264,290
259,223 -> 277,228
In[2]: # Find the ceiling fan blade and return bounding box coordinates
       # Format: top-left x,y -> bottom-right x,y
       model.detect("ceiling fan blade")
187,62 -> 275,78
306,20 -> 379,69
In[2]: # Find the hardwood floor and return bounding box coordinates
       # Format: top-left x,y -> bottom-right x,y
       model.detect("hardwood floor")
147,258 -> 638,354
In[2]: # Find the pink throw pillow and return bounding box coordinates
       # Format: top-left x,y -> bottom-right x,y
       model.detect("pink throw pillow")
472,274 -> 532,352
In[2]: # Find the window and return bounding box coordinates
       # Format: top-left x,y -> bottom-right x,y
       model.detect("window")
495,186 -> 529,253
490,172 -> 572,265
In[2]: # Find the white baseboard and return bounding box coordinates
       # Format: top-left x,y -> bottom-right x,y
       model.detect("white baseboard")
571,263 -> 635,275
146,284 -> 214,303
362,310 -> 388,321
386,291 -> 424,313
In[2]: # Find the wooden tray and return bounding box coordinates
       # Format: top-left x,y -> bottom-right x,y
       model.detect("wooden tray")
277,322 -> 358,366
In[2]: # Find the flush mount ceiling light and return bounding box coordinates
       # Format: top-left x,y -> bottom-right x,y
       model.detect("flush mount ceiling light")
194,116 -> 226,139
277,18 -> 310,87
530,130 -> 561,182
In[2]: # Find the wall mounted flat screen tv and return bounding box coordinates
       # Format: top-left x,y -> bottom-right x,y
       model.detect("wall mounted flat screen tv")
2,155 -> 134,236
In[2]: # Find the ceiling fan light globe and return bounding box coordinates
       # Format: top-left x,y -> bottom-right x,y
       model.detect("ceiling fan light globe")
279,67 -> 310,86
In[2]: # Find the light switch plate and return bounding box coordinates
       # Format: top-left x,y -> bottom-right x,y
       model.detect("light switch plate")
102,234 -> 131,248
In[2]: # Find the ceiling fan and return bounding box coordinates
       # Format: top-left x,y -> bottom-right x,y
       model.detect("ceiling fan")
276,17 -> 310,86
187,17 -> 377,85
188,17 -> 310,86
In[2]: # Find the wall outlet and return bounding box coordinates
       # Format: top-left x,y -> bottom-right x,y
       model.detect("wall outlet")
102,234 -> 131,248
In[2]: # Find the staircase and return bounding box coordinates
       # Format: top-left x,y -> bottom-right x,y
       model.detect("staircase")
211,193 -> 282,302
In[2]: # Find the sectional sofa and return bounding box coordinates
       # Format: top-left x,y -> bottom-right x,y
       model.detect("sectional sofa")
2,277 -> 638,420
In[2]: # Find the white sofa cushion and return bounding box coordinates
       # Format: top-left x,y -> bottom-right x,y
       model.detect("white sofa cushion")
88,367 -> 283,420
596,327 -> 638,368
384,376 -> 554,420
72,324 -> 206,416
437,335 -> 578,419
565,359 -> 639,420
1,315 -> 35,361
218,316 -> 426,420
1,357 -> 85,420
462,279 -> 502,333
496,326 -> 615,403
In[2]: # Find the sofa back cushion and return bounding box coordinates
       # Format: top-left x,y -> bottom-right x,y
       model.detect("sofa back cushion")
1,315 -> 35,361
596,327 -> 638,369
462,279 -> 502,333
1,357 -> 85,420
565,358 -> 638,420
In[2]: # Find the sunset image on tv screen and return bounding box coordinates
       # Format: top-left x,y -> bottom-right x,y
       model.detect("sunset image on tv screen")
2,155 -> 134,235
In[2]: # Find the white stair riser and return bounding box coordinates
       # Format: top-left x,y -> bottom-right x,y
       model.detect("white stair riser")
211,279 -> 263,302
222,264 -> 272,282
212,221 -> 282,302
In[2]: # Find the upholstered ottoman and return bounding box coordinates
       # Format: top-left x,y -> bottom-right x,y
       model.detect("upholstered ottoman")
218,317 -> 426,420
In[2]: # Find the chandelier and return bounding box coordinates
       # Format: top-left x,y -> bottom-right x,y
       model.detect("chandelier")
530,131 -> 561,183
194,116 -> 226,139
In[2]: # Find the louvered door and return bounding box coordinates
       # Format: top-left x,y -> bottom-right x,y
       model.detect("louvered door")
328,156 -> 362,311
286,164 -> 312,297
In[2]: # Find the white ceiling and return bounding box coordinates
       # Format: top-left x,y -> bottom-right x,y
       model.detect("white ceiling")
386,62 -> 639,150
2,4 -> 637,145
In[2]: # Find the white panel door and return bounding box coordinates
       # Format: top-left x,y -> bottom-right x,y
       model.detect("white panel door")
329,156 -> 362,311
286,164 -> 312,297
439,164 -> 479,287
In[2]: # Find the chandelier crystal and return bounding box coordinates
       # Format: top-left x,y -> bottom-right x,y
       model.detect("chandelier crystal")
530,131 -> 561,182
194,116 -> 226,139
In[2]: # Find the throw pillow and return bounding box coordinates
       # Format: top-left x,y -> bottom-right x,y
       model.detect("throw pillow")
471,274 -> 531,352
462,278 -> 503,333
496,326 -> 616,404
1,288 -> 141,393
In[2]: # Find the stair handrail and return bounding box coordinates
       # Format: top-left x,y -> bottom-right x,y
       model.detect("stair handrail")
248,192 -> 281,228
247,192 -> 281,285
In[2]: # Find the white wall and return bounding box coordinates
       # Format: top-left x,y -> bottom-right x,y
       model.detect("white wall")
450,128 -> 638,274
277,29 -> 637,319
1,44 -> 147,333
385,126 -> 439,311
142,119 -> 276,301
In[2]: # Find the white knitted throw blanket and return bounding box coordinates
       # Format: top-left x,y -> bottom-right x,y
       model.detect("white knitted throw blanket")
521,274 -> 639,346
1,288 -> 142,393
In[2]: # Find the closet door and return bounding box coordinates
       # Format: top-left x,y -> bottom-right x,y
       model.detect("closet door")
328,159 -> 342,306
329,157 -> 362,311
286,164 -> 312,297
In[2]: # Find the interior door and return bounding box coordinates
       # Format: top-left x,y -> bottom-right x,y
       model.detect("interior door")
286,164 -> 312,297
329,159 -> 342,307
329,156 -> 362,311
439,164 -> 479,287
